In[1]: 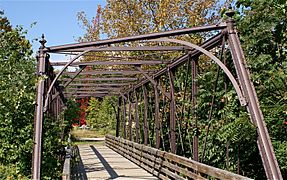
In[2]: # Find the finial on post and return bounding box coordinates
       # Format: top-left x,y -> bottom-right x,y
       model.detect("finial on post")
225,5 -> 235,33
225,5 -> 235,19
39,34 -> 47,49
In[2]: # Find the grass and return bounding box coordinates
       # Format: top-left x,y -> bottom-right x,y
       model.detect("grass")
73,140 -> 105,146
70,128 -> 116,145
71,129 -> 104,138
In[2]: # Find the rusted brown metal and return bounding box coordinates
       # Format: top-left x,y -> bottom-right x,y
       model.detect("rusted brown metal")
134,89 -> 140,143
46,24 -> 226,52
64,91 -> 111,94
43,49 -> 94,112
226,8 -> 283,180
65,94 -> 107,98
50,60 -> 170,66
51,65 -> 86,102
32,34 -> 47,179
116,97 -> 121,137
168,69 -> 176,154
135,66 -> 170,99
122,97 -> 127,139
60,77 -> 138,82
149,37 -> 246,106
34,10 -> 282,179
192,59 -> 199,161
65,87 -> 121,91
66,83 -> 131,87
142,85 -> 149,145
59,45 -> 188,52
128,93 -> 132,141
127,33 -> 223,94
154,80 -> 161,149
63,70 -> 155,76
201,36 -> 226,162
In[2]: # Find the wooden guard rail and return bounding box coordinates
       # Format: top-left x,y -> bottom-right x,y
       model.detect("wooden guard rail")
105,135 -> 252,180
62,154 -> 71,180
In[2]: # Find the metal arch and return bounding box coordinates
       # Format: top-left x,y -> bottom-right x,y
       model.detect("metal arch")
51,65 -> 87,102
149,38 -> 247,106
43,49 -> 94,112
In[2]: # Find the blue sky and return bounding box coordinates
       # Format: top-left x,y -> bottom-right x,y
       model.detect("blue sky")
1,0 -> 106,53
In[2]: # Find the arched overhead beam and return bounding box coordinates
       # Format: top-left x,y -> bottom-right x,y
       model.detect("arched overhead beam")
51,65 -> 86,102
126,33 -> 223,93
43,49 -> 94,112
148,38 -> 247,106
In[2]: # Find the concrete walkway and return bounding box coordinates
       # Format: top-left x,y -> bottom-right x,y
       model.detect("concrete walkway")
71,144 -> 158,180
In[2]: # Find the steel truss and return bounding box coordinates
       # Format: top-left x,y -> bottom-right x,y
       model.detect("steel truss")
32,8 -> 282,180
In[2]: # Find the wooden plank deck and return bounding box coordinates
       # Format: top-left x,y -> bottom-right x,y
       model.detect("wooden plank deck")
71,144 -> 158,180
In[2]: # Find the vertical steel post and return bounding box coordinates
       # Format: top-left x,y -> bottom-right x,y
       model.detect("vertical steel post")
192,59 -> 199,161
128,93 -> 132,141
226,8 -> 282,180
154,81 -> 161,149
56,97 -> 60,119
134,90 -> 140,143
168,69 -> 176,154
116,97 -> 121,137
122,97 -> 126,139
143,85 -> 149,145
32,35 -> 47,180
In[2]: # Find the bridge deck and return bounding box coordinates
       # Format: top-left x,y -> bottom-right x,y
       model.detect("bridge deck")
71,144 -> 158,180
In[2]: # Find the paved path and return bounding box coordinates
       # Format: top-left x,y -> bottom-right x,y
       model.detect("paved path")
71,144 -> 158,180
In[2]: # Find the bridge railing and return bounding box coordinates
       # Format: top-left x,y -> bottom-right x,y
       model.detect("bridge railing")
62,153 -> 71,180
105,135 -> 252,180
62,145 -> 76,180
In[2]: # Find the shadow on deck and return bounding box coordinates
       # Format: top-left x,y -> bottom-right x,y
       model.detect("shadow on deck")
71,144 -> 158,180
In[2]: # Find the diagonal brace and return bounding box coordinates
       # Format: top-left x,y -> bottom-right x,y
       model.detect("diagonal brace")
135,66 -> 170,99
51,65 -> 86,101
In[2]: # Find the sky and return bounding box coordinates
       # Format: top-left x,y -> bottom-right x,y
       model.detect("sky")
0,0 -> 106,62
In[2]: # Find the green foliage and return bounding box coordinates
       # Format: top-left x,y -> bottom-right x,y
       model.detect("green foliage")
0,164 -> 29,180
0,13 -> 35,178
0,13 -> 76,179
76,0 -> 287,179
86,97 -> 116,135
85,97 -> 100,129
41,116 -> 64,179
235,0 -> 287,177
64,99 -> 80,130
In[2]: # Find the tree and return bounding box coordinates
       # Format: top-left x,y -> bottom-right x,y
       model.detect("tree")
76,0 -> 287,178
85,97 -> 116,135
235,0 -> 287,178
86,97 -> 101,129
0,12 -> 35,178
101,0 -> 219,38
0,12 -> 74,179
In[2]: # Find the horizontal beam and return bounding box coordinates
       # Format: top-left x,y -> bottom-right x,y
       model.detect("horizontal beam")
65,87 -> 122,91
46,23 -> 226,52
65,83 -> 132,87
64,91 -> 111,94
65,94 -> 107,98
50,60 -> 170,66
63,70 -> 154,76
60,46 -> 189,52
60,77 -> 138,82
128,33 -> 223,93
